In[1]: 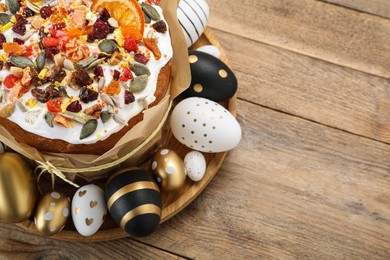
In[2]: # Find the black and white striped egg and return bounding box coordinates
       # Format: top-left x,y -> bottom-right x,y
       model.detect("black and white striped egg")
105,168 -> 162,237
177,0 -> 209,47
182,51 -> 238,102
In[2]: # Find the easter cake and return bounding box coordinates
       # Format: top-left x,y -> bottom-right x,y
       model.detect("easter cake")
0,0 -> 173,154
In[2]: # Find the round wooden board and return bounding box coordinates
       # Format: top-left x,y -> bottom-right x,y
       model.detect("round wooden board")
16,28 -> 237,242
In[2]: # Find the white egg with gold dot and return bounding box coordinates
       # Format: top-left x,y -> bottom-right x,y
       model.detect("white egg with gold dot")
171,97 -> 241,153
184,151 -> 206,181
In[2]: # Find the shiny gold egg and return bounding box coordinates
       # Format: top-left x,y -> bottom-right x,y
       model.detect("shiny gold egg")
35,191 -> 71,236
151,148 -> 186,192
0,153 -> 37,223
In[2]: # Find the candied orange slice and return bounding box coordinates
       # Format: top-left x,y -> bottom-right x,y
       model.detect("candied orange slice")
3,42 -> 23,55
101,79 -> 121,95
91,0 -> 144,40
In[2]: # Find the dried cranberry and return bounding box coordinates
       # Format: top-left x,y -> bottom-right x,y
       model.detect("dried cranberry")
134,53 -> 149,64
53,22 -> 66,30
152,20 -> 167,33
79,87 -> 99,103
12,21 -> 26,36
40,6 -> 52,19
0,34 -> 6,50
13,38 -> 25,45
45,46 -> 60,59
91,20 -> 110,40
15,15 -> 28,24
124,90 -> 135,104
66,100 -> 82,112
99,8 -> 110,22
31,88 -> 50,103
23,8 -> 35,17
94,66 -> 104,79
112,69 -> 120,81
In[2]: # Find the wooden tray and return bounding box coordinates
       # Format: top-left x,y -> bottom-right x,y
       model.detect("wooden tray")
16,28 -> 237,242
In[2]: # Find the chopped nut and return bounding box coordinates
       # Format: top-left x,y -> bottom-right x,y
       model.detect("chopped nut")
84,103 -> 102,119
109,51 -> 123,65
31,16 -> 42,29
10,66 -> 23,78
21,66 -> 33,87
0,103 -> 15,118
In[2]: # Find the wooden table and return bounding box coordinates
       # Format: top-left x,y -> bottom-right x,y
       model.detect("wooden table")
1,0 -> 390,258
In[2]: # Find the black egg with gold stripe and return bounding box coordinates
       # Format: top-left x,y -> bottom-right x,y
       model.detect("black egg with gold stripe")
182,50 -> 238,102
105,168 -> 162,237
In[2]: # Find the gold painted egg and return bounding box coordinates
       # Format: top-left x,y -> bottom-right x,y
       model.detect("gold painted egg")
34,191 -> 71,236
0,153 -> 37,223
151,148 -> 186,192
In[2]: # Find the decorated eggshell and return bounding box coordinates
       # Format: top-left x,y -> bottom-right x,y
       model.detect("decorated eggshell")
171,97 -> 241,153
177,0 -> 209,47
196,45 -> 221,59
105,168 -> 162,237
183,51 -> 238,102
151,148 -> 187,192
71,184 -> 107,236
0,153 -> 37,223
184,151 -> 206,182
34,191 -> 70,236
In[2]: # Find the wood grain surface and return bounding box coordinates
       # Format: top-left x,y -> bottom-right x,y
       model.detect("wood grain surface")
1,0 -> 390,259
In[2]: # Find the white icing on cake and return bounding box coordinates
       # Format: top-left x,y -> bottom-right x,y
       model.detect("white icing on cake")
0,0 -> 172,144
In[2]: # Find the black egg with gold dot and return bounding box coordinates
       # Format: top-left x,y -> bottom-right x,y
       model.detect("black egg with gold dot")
105,168 -> 162,237
182,50 -> 237,102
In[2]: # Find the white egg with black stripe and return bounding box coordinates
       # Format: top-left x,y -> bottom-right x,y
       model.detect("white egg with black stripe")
177,0 -> 209,47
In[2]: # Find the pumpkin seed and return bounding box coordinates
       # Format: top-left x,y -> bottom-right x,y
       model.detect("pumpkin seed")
45,112 -> 55,127
77,55 -> 99,69
0,103 -> 14,118
35,52 -> 45,71
80,119 -> 98,140
26,0 -> 40,13
100,111 -> 111,123
63,58 -> 75,70
100,93 -> 114,107
98,39 -> 117,54
10,55 -> 35,68
142,3 -> 160,21
15,99 -> 27,112
129,75 -> 148,93
113,113 -> 127,125
98,77 -> 106,91
130,62 -> 151,76
0,13 -> 12,26
143,12 -> 151,24
6,0 -> 20,14
85,57 -> 105,70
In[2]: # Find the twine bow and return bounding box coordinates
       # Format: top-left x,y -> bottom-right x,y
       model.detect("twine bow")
35,161 -> 80,193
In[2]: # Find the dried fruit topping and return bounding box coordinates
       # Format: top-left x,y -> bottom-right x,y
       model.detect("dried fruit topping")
66,100 -> 82,113
46,98 -> 62,113
3,42 -> 22,55
3,74 -> 20,88
13,38 -> 25,45
146,0 -> 161,5
79,87 -> 99,103
40,6 -> 53,19
0,33 -> 6,49
21,66 -> 33,87
144,38 -> 161,60
53,22 -> 66,30
46,84 -> 67,99
119,66 -> 133,82
23,7 -> 35,17
70,68 -> 93,89
99,8 -> 110,22
91,19 -> 110,40
101,79 -> 120,95
124,37 -> 138,52
80,119 -> 98,139
134,53 -> 149,64
124,90 -> 135,104
112,69 -> 120,81
12,21 -> 26,36
54,113 -> 72,128
15,14 -> 27,24
42,37 -> 60,47
31,88 -> 50,102
152,20 -> 167,33
45,46 -> 60,60
84,103 -> 102,119
47,66 -> 66,83
94,65 -> 104,79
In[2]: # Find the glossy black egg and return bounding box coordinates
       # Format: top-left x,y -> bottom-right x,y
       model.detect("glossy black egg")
105,168 -> 162,237
182,50 -> 238,102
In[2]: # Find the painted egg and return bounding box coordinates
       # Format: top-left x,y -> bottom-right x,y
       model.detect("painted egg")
170,97 -> 241,153
196,45 -> 221,59
151,148 -> 187,192
105,168 -> 162,237
184,151 -> 206,181
182,51 -> 238,102
34,191 -> 70,236
177,0 -> 209,47
0,153 -> 37,223
71,184 -> 107,236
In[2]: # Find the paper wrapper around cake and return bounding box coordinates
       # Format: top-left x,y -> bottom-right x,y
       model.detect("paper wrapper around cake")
0,0 -> 191,182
